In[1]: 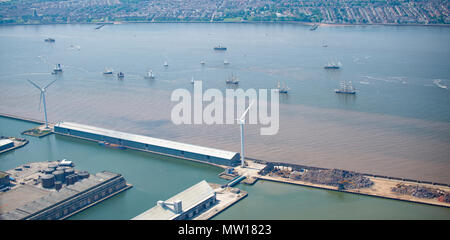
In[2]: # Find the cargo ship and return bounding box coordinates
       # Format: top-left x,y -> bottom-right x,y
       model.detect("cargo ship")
214,45 -> 227,51
335,80 -> 356,94
98,141 -> 127,150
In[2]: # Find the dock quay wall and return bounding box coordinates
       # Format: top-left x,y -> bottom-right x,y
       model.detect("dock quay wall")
54,123 -> 240,167
257,161 -> 450,187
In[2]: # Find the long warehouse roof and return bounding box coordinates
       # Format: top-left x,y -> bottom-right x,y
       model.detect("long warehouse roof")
55,122 -> 238,160
132,180 -> 215,220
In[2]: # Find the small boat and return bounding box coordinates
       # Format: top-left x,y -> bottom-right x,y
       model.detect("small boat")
144,70 -> 155,79
191,76 -> 195,84
44,38 -> 55,43
226,73 -> 239,84
200,60 -> 205,65
310,24 -> 319,31
214,45 -> 227,51
163,61 -> 168,67
103,68 -> 113,74
98,141 -> 126,150
324,61 -> 341,69
224,59 -> 230,65
335,80 -> 356,94
95,24 -> 105,30
52,64 -> 63,74
117,72 -> 124,79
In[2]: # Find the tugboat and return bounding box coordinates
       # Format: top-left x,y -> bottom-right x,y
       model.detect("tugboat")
213,45 -> 227,51
225,73 -> 239,84
144,69 -> 155,79
52,64 -> 63,74
103,68 -> 113,74
44,38 -> 55,43
335,80 -> 356,94
117,72 -> 125,79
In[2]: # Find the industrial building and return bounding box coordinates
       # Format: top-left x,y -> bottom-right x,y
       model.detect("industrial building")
0,139 -> 14,151
54,122 -> 241,167
0,161 -> 132,220
133,180 -> 217,220
0,171 -> 10,190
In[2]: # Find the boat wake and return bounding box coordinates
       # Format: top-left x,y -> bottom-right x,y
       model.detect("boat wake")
433,79 -> 449,90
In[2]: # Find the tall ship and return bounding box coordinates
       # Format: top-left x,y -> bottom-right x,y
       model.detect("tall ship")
52,64 -> 63,74
103,67 -> 113,74
324,60 -> 341,69
276,80 -> 289,94
213,45 -> 227,51
144,69 -> 155,79
335,80 -> 356,94
226,73 -> 239,84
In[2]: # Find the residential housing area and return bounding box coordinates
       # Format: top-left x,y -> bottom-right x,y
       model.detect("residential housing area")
0,0 -> 448,25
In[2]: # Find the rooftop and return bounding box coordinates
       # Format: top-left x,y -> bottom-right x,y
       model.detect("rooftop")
0,138 -> 13,147
132,180 -> 215,220
56,121 -> 238,160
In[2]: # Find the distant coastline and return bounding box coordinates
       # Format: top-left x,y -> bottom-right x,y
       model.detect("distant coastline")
1,21 -> 449,27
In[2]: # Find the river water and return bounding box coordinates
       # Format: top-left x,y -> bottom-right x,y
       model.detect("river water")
0,23 -> 449,219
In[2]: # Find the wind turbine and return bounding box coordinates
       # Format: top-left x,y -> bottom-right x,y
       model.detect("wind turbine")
27,79 -> 57,129
237,101 -> 254,168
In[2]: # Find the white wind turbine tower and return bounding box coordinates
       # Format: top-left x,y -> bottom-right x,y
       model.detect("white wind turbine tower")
237,101 -> 254,168
27,79 -> 57,129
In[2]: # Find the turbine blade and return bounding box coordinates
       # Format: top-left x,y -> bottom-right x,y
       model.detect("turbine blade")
27,79 -> 42,90
239,100 -> 254,121
44,79 -> 57,89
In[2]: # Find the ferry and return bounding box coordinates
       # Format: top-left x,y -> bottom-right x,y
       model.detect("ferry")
52,64 -> 63,74
117,72 -> 125,79
214,45 -> 227,51
335,80 -> 356,94
98,141 -> 126,150
226,73 -> 239,84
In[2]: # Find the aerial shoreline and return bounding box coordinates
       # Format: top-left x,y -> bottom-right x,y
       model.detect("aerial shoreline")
1,21 -> 449,28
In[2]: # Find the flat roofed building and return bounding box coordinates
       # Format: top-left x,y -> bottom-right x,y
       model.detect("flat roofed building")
54,122 -> 240,167
133,180 -> 216,220
0,139 -> 14,151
